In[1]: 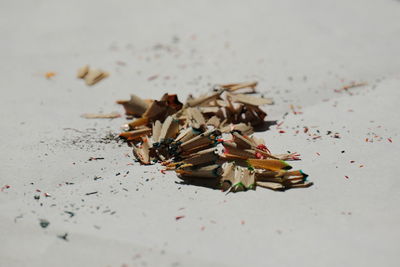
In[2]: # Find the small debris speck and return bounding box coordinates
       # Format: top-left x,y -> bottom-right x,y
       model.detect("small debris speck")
57,233 -> 69,241
39,219 -> 50,228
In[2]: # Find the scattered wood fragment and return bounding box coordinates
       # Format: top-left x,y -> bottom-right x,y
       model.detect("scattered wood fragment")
334,82 -> 367,93
81,112 -> 121,119
290,104 -> 303,115
77,65 -> 89,78
77,65 -> 109,85
45,72 -> 56,79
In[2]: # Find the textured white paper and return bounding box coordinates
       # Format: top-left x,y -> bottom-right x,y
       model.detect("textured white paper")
0,0 -> 399,266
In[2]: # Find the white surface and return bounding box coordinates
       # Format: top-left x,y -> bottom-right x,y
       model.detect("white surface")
1,0 -> 400,266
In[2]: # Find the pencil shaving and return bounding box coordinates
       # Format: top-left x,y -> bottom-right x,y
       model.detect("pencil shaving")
81,112 -> 121,119
115,81 -> 312,192
77,65 -> 109,85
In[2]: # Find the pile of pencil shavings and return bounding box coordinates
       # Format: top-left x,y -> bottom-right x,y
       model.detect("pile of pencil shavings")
117,81 -> 313,192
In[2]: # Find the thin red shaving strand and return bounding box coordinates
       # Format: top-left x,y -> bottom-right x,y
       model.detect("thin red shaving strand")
256,144 -> 271,154
290,153 -> 301,160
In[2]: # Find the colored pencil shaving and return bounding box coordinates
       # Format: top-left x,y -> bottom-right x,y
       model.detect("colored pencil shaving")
117,81 -> 313,192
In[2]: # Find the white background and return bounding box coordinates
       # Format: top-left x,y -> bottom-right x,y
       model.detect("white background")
1,0 -> 399,266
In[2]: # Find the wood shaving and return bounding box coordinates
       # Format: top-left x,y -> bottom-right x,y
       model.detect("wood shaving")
77,65 -> 109,85
81,112 -> 121,119
115,81 -> 312,192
